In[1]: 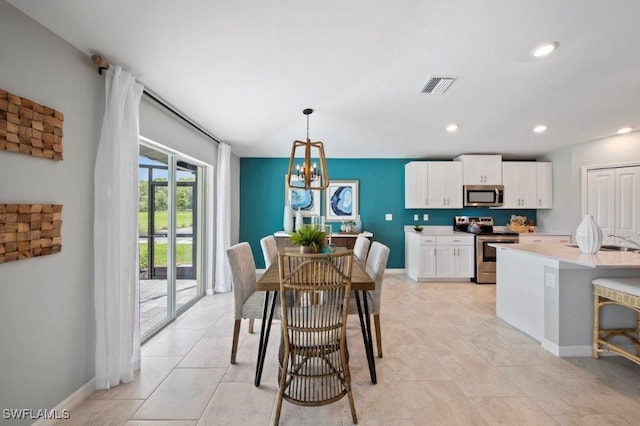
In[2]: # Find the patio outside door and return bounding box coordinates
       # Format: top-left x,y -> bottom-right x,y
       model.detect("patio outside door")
138,144 -> 205,341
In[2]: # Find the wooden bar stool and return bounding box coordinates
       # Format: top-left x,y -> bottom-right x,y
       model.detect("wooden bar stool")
592,277 -> 640,366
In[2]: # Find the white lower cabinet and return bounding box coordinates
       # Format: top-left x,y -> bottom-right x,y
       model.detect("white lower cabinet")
406,233 -> 474,281
518,235 -> 570,244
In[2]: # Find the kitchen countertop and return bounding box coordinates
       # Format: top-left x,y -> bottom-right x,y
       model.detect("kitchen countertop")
490,243 -> 640,268
403,225 -> 467,236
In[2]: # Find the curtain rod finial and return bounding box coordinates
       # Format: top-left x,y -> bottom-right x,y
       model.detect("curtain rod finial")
91,54 -> 110,72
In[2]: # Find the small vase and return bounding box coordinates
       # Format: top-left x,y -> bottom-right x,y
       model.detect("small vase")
283,203 -> 293,233
295,208 -> 303,231
575,214 -> 603,254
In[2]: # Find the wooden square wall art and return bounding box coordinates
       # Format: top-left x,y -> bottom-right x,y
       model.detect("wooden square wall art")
0,88 -> 63,161
0,204 -> 62,264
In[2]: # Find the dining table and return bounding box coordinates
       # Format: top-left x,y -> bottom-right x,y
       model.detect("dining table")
254,250 -> 377,387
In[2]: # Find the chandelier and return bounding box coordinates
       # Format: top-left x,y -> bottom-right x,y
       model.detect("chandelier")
286,108 -> 329,190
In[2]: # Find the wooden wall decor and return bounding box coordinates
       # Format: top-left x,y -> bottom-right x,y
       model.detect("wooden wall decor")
0,88 -> 64,161
0,204 -> 62,264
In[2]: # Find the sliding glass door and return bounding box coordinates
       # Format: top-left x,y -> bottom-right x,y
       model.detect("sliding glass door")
138,143 -> 206,341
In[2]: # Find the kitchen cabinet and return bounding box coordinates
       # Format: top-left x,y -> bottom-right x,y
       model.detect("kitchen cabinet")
405,232 -> 474,281
404,161 -> 462,208
586,166 -> 640,246
454,154 -> 502,185
435,236 -> 475,278
518,234 -> 570,244
502,161 -> 552,209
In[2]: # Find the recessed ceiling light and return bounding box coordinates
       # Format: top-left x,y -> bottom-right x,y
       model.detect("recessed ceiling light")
446,123 -> 459,132
533,125 -> 548,133
617,127 -> 633,134
532,42 -> 559,57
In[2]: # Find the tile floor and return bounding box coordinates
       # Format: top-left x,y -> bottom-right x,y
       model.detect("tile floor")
58,275 -> 640,425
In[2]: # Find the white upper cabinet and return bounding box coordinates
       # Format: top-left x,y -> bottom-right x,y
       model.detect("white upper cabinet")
404,161 -> 463,209
536,162 -> 553,208
454,154 -> 502,185
405,162 -> 429,208
502,161 -> 552,209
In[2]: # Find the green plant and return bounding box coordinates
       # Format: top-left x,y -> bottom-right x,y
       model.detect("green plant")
413,224 -> 423,232
289,225 -> 327,252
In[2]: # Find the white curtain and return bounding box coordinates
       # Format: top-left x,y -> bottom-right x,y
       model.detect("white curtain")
94,66 -> 144,389
214,142 -> 232,293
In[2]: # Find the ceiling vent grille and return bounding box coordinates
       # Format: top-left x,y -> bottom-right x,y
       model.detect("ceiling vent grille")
420,75 -> 458,95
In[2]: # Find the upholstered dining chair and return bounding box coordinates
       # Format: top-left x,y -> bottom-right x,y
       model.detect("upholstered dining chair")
226,242 -> 280,364
274,251 -> 358,425
353,235 -> 371,266
348,241 -> 390,358
260,235 -> 278,269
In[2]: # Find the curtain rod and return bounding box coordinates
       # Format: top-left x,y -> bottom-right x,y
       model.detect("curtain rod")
91,54 -> 221,146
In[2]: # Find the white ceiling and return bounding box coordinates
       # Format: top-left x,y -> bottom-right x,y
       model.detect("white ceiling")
8,0 -> 640,159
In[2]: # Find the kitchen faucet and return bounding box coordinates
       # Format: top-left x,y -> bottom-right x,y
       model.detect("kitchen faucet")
608,233 -> 640,249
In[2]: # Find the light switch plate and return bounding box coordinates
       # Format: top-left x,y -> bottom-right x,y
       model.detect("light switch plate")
385,213 -> 393,221
545,272 -> 556,288
423,214 -> 429,221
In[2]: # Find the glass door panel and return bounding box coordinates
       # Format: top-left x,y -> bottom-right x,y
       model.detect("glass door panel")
176,161 -> 198,311
139,147 -> 170,338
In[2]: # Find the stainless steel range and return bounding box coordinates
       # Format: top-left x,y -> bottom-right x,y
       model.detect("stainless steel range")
454,216 -> 519,284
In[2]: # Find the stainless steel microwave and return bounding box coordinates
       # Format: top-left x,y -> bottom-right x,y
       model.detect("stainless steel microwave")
463,185 -> 504,207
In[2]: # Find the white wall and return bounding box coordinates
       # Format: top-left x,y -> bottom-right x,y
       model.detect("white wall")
0,1 -> 102,417
538,132 -> 640,236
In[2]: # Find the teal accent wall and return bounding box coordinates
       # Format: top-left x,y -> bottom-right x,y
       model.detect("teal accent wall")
240,158 -> 536,268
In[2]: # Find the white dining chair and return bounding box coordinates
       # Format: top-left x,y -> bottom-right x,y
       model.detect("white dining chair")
353,235 -> 371,266
348,241 -> 390,358
260,235 -> 278,268
226,242 -> 280,364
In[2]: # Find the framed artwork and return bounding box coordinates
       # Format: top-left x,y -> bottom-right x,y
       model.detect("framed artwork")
325,180 -> 358,221
285,175 -> 321,217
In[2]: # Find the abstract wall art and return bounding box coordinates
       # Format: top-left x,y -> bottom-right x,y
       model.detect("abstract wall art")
285,175 -> 320,217
325,180 -> 358,221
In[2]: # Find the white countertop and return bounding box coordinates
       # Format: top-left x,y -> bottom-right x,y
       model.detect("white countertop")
490,243 -> 640,268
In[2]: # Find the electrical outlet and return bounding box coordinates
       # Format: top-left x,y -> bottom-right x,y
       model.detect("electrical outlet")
545,272 -> 556,288
385,213 -> 393,221
413,214 -> 419,221
423,214 -> 429,221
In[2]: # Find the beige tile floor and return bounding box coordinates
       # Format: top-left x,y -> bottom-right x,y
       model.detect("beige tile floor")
58,275 -> 640,425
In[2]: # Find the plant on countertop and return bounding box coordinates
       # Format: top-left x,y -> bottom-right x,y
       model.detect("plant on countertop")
289,224 -> 328,253
413,225 -> 424,232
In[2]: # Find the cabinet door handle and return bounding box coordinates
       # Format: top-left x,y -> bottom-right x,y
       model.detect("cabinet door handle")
538,199 -> 541,206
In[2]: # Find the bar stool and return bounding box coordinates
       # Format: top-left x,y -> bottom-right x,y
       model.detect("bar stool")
592,277 -> 640,366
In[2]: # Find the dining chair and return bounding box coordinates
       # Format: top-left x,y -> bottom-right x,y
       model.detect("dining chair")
353,235 -> 371,266
274,251 -> 357,425
260,235 -> 278,268
226,242 -> 280,364
348,241 -> 390,358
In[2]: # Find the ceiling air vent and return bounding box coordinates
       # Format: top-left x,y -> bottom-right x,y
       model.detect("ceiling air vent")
420,75 -> 458,95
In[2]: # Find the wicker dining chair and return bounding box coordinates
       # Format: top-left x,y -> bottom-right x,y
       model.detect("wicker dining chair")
274,250 -> 357,425
226,242 -> 280,364
353,235 -> 371,266
348,241 -> 390,358
260,235 -> 278,269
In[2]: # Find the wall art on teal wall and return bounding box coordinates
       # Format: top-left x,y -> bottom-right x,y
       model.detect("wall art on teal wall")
285,175 -> 320,216
325,180 -> 358,221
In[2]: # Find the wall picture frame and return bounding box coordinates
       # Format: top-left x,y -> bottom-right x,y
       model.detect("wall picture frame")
325,180 -> 358,221
285,175 -> 321,217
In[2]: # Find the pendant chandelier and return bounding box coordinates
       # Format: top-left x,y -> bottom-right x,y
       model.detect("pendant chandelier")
286,108 -> 329,190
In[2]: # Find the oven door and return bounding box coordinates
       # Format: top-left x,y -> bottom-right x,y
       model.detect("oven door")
476,235 -> 519,283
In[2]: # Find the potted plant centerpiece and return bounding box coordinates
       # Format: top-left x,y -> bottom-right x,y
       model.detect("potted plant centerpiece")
289,224 -> 327,253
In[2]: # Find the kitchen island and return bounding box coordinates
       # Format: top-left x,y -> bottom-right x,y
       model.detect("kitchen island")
493,243 -> 640,357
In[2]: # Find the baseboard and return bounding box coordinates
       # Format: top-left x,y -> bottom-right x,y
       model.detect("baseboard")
32,378 -> 95,426
541,340 -> 636,358
386,268 -> 406,274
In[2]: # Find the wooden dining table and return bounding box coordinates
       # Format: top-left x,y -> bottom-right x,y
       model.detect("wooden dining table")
254,251 -> 378,387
